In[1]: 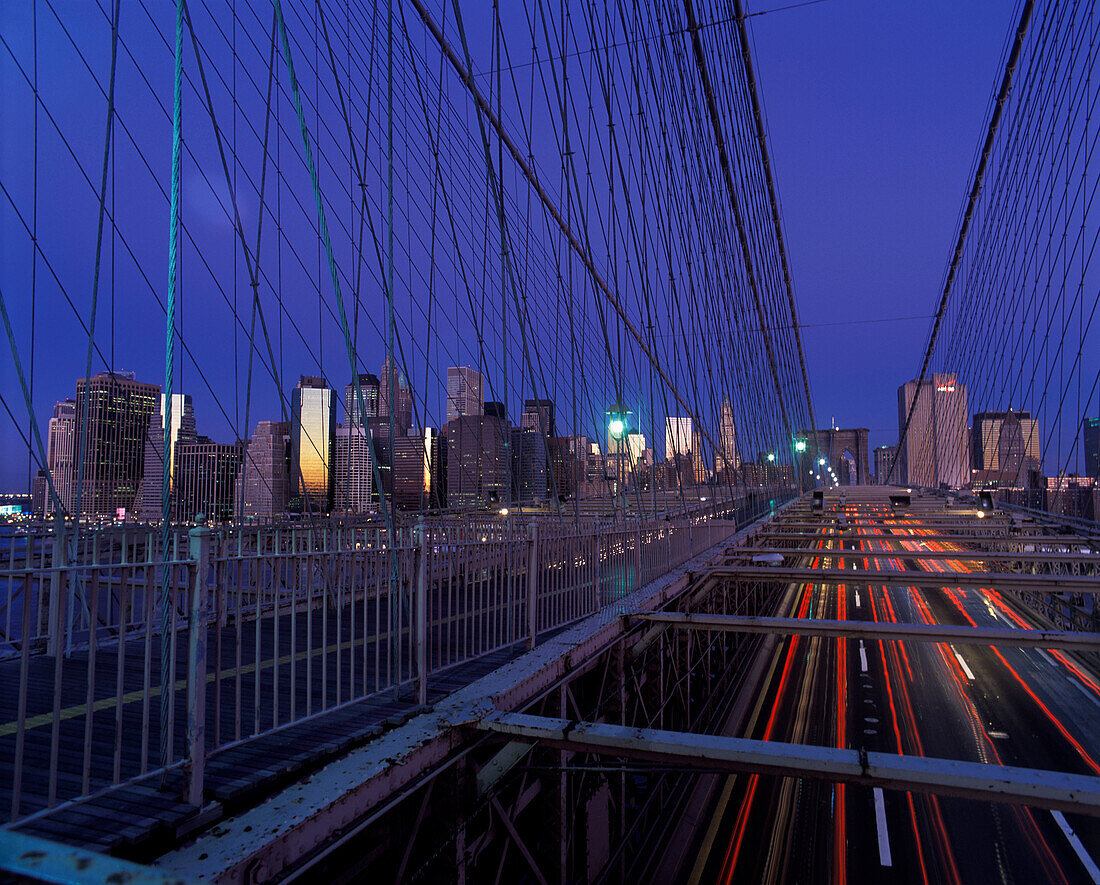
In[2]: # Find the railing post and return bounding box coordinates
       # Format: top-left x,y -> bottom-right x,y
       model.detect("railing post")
416,517 -> 428,706
46,531 -> 66,657
527,522 -> 538,650
186,514 -> 211,807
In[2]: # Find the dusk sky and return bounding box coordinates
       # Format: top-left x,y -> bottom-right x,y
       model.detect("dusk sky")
0,1 -> 1020,493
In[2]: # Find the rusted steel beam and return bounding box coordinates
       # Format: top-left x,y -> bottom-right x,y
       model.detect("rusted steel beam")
703,565 -> 1100,593
632,612 -> 1100,651
477,711 -> 1100,816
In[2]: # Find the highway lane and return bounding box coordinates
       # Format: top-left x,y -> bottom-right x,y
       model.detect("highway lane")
689,506 -> 1100,884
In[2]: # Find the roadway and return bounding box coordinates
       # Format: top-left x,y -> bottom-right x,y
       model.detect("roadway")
688,502 -> 1100,884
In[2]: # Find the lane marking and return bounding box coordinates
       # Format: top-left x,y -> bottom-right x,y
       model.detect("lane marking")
1038,649 -> 1058,668
1052,811 -> 1100,884
1070,678 -> 1100,710
952,647 -> 975,681
855,590 -> 861,608
873,787 -> 893,867
859,640 -> 868,674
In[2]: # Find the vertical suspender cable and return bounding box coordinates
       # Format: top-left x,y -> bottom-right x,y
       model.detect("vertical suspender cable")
161,0 -> 184,777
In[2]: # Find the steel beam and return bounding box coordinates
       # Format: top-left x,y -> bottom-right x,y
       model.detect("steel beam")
477,711 -> 1100,816
752,531 -> 1079,545
0,830 -> 192,884
705,565 -> 1100,593
721,546 -> 1100,567
632,612 -> 1100,651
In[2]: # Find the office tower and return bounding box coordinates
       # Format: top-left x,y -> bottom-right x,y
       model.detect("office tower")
394,428 -> 441,510
344,374 -> 380,427
334,423 -> 374,513
896,373 -> 969,489
972,411 -> 1041,478
874,445 -> 898,485
45,399 -> 76,515
137,393 -> 198,521
625,432 -> 646,469
291,375 -> 336,512
237,421 -> 290,520
665,417 -> 693,461
1083,416 -> 1099,478
138,399 -> 166,521
717,399 -> 740,472
74,372 -> 160,518
173,438 -> 243,523
512,428 -> 548,501
32,471 -> 48,516
162,393 -> 197,483
548,438 -> 580,499
447,367 -> 483,424
521,399 -> 555,437
692,430 -> 707,485
448,407 -> 509,507
379,357 -> 413,434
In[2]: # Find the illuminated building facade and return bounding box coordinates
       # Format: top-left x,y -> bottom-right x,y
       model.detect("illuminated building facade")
74,372 -> 160,518
291,376 -> 336,512
896,373 -> 969,489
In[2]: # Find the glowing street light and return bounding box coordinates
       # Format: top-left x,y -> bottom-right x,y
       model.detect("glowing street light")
608,417 -> 626,439
818,457 -> 826,466
793,438 -> 807,454
766,452 -> 776,463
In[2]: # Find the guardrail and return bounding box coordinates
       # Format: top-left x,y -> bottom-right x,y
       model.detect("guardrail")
0,495 -> 788,821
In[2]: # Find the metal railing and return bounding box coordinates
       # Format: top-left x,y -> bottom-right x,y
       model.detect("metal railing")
1,497 -> 785,822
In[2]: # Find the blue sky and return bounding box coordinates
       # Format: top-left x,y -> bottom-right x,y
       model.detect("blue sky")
0,0 -> 1020,492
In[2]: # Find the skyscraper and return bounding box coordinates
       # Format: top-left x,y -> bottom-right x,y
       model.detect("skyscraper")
334,423 -> 374,513
972,410 -> 1041,479
45,399 -> 75,515
874,445 -> 898,485
162,393 -> 197,483
344,374 -> 380,427
521,399 -> 555,437
665,417 -> 693,461
717,399 -> 739,472
512,427 -> 548,501
448,406 -> 509,507
379,357 -> 413,434
394,428 -> 441,509
330,422 -> 374,510
237,421 -> 290,520
138,393 -> 197,521
74,372 -> 160,518
174,438 -> 243,523
447,367 -> 483,424
291,375 -> 336,512
1084,416 -> 1099,479
896,373 -> 969,488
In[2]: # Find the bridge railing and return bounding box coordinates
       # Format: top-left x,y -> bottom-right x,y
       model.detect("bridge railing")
0,498 -> 782,822
2,557 -> 197,822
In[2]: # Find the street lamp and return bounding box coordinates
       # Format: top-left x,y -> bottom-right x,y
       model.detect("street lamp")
794,438 -> 807,454
818,457 -> 826,466
766,452 -> 776,463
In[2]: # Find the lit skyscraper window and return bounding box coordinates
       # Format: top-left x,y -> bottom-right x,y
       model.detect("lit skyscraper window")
291,376 -> 336,512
